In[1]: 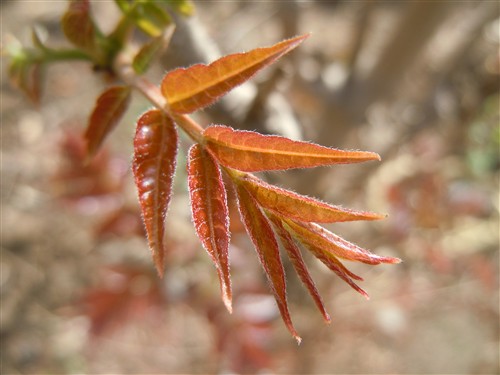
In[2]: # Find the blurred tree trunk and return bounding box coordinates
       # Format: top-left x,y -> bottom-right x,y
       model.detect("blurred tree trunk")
294,2 -> 452,197
352,1 -> 450,109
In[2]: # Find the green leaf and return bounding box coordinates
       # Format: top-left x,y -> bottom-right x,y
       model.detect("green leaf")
161,0 -> 195,16
132,2 -> 172,38
132,33 -> 171,75
31,26 -> 49,51
8,57 -> 43,104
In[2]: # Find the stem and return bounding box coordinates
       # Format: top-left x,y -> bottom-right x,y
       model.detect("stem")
112,26 -> 205,144
27,48 -> 93,64
171,114 -> 205,144
116,55 -> 167,108
114,52 -> 204,144
47,49 -> 93,62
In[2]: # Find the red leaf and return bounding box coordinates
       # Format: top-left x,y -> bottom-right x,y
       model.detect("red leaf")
299,239 -> 370,299
82,265 -> 165,336
85,86 -> 131,160
285,219 -> 401,266
132,109 -> 178,277
267,212 -> 331,323
279,219 -> 370,299
204,125 -> 380,172
187,144 -> 232,312
62,0 -> 97,51
161,34 -> 309,114
236,185 -> 301,343
242,174 -> 385,223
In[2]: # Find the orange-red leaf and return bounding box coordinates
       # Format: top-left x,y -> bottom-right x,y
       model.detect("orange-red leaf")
298,239 -> 370,299
204,125 -> 380,172
187,144 -> 232,312
132,110 -> 178,277
280,219 -> 369,298
242,174 -> 385,223
236,185 -> 300,343
267,213 -> 331,323
285,219 -> 401,266
161,34 -> 309,114
62,0 -> 96,51
85,86 -> 131,160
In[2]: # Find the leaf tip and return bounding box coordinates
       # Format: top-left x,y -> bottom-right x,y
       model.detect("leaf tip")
354,283 -> 370,300
222,294 -> 233,314
364,212 -> 388,221
294,334 -> 303,345
82,150 -> 93,166
302,32 -> 312,40
154,254 -> 166,278
155,265 -> 165,279
366,151 -> 381,161
83,137 -> 98,165
375,212 -> 388,220
324,313 -> 332,324
389,257 -> 403,264
376,255 -> 402,264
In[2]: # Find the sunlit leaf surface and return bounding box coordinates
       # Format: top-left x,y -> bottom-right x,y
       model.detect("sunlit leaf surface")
242,174 -> 385,223
161,34 -> 309,113
85,86 -> 131,160
133,109 -> 178,277
236,185 -> 301,344
204,125 -> 380,172
188,144 -> 232,312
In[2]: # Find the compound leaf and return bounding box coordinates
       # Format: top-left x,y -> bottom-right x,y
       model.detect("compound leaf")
133,109 -> 178,277
187,144 -> 232,312
85,85 -> 131,160
161,34 -> 308,114
204,125 -> 380,172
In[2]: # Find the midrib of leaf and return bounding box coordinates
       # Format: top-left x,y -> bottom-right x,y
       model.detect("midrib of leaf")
209,138 -> 378,160
203,156 -> 232,312
97,88 -> 128,132
151,119 -> 168,264
202,153 -> 219,267
85,86 -> 131,159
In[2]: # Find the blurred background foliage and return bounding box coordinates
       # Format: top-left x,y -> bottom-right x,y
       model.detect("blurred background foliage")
1,1 -> 499,373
